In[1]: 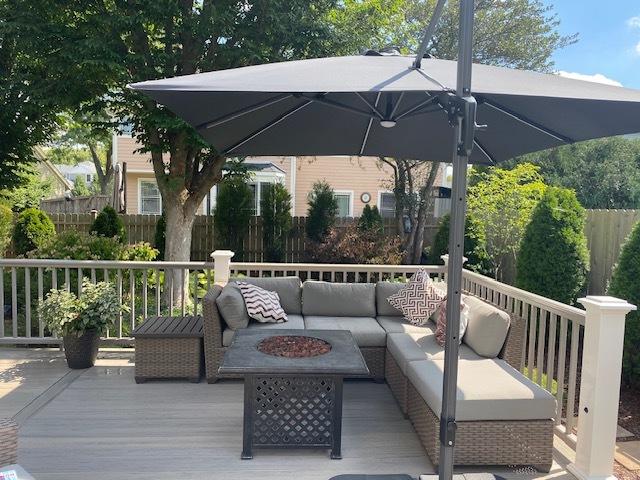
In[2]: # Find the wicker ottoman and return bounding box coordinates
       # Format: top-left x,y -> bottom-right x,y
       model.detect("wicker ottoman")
0,419 -> 18,467
133,316 -> 203,383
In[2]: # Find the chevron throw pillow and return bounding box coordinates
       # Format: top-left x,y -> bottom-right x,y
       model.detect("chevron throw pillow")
237,282 -> 287,324
386,270 -> 446,326
435,297 -> 469,346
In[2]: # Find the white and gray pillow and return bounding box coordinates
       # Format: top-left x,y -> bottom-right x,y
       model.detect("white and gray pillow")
386,270 -> 446,326
237,282 -> 287,324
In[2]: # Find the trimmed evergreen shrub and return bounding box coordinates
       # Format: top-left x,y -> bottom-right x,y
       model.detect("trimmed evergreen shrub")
154,211 -> 166,260
214,175 -> 253,259
306,181 -> 338,242
261,183 -> 292,262
90,206 -> 126,243
516,186 -> 589,304
608,220 -> 640,388
429,213 -> 491,274
12,208 -> 56,255
358,204 -> 384,235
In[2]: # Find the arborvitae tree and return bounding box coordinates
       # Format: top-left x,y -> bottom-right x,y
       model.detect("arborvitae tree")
358,204 -> 384,235
261,183 -> 292,262
306,181 -> 338,242
213,174 -> 253,260
608,221 -> 640,388
516,187 -> 589,304
90,206 -> 126,244
12,208 -> 56,255
154,211 -> 166,260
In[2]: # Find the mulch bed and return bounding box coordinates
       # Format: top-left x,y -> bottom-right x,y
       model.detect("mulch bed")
258,335 -> 331,358
619,384 -> 640,438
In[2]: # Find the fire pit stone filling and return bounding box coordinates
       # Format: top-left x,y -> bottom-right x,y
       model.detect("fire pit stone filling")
257,335 -> 331,358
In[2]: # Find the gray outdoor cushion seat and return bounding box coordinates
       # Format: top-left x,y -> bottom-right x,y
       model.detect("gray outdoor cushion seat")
407,358 -> 557,421
231,276 -> 302,314
222,314 -> 305,347
302,281 -> 376,317
304,316 -> 386,347
462,295 -> 511,358
375,282 -> 406,316
377,315 -> 436,334
387,331 -> 481,374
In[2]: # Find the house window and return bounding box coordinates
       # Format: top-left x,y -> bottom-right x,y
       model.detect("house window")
334,191 -> 353,217
379,192 -> 396,218
248,181 -> 277,216
140,180 -> 162,214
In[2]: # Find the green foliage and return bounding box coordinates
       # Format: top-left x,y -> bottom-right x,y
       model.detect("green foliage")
306,181 -> 338,242
358,205 -> 384,235
71,176 -> 91,196
516,187 -> 589,304
0,205 -> 13,257
0,169 -> 54,213
40,280 -> 121,336
467,163 -> 547,281
153,212 -> 166,260
119,242 -> 158,262
33,230 -> 121,261
214,174 -> 253,260
429,213 -> 491,274
514,137 -> 640,209
608,221 -> 640,388
12,208 -> 55,256
261,183 -> 292,262
90,206 -> 126,244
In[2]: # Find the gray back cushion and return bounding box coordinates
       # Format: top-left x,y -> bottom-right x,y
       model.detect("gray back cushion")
375,282 -> 406,316
215,283 -> 250,330
302,281 -> 376,317
234,276 -> 302,314
462,296 -> 511,358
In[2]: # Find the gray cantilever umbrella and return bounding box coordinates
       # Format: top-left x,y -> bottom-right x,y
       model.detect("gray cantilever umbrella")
130,1 -> 640,479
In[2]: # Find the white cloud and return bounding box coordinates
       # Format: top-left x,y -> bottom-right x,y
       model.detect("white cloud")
636,41 -> 640,55
627,16 -> 640,28
557,71 -> 623,87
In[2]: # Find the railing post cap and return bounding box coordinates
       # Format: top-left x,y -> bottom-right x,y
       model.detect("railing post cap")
440,254 -> 468,264
211,250 -> 235,260
578,295 -> 636,313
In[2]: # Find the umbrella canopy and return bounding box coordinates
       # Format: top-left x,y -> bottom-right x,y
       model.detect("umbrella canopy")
130,54 -> 640,164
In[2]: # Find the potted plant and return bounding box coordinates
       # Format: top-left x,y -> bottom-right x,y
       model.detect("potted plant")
40,280 -> 121,369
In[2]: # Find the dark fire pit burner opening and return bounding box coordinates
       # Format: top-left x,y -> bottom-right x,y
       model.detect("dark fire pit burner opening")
257,335 -> 332,358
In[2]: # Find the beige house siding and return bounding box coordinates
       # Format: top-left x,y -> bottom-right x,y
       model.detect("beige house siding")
125,172 -> 157,214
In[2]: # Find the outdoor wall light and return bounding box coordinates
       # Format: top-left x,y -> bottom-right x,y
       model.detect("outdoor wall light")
380,119 -> 396,128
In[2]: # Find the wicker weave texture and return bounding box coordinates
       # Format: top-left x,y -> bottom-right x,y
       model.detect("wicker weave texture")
135,337 -> 201,381
407,383 -> 553,470
359,347 -> 385,380
0,419 -> 17,467
385,351 -> 408,414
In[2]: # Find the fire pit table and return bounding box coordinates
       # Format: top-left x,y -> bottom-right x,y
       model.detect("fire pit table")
218,329 -> 369,460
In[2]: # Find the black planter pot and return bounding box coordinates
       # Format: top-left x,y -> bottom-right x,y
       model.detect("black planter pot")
63,330 -> 100,369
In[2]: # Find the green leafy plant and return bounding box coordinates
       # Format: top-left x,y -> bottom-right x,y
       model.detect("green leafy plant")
33,230 -> 121,260
0,204 -> 13,257
608,221 -> 640,388
71,176 -> 91,196
12,208 -> 56,256
119,242 -> 158,262
154,211 -> 166,260
40,280 -> 121,337
261,183 -> 292,262
516,187 -> 589,304
306,181 -> 338,242
90,206 -> 126,243
213,167 -> 253,260
358,204 -> 384,235
429,213 -> 491,274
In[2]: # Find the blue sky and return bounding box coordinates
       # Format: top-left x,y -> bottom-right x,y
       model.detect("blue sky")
542,1 -> 640,89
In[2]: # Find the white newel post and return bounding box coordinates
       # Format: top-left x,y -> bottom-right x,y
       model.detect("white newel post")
211,250 -> 234,286
568,296 -> 636,480
440,254 -> 467,283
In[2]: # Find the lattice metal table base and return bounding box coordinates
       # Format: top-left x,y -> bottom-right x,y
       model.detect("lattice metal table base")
242,374 -> 344,459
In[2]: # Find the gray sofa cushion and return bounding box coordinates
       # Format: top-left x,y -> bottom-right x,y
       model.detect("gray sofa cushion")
215,283 -> 250,330
377,315 -> 440,334
302,281 -> 376,317
387,331 -> 481,374
222,314 -> 305,347
407,358 -> 557,421
233,276 -> 302,314
462,296 -> 511,358
376,282 -> 406,316
304,316 -> 386,347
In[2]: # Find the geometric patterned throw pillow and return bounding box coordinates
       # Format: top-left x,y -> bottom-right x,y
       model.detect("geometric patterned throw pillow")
435,297 -> 469,346
237,282 -> 287,324
387,270 -> 446,326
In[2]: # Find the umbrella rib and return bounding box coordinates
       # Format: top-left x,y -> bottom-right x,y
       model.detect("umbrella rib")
482,99 -> 574,143
355,93 -> 385,119
473,138 -> 496,165
394,95 -> 441,121
301,94 -> 374,118
389,92 -> 405,119
359,92 -> 381,155
221,99 -> 313,155
195,94 -> 294,130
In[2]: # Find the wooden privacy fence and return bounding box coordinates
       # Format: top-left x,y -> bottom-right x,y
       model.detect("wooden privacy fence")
48,214 -> 401,262
41,195 -> 111,214
585,209 -> 640,295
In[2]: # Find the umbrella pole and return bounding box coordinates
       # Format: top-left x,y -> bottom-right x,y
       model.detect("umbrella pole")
438,1 -> 475,480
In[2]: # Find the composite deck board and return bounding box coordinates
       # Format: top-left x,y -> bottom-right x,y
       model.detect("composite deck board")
1,350 -> 573,480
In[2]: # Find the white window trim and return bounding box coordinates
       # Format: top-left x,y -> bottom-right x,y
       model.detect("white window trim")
138,178 -> 162,215
334,189 -> 354,217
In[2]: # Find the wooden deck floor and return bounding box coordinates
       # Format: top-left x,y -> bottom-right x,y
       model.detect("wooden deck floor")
0,349 -> 576,480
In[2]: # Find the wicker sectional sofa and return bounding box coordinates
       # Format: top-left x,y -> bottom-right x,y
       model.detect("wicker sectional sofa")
202,276 -> 556,471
